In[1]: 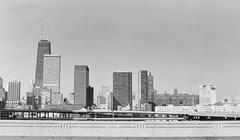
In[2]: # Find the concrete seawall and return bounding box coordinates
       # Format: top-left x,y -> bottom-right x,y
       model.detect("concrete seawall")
0,120 -> 239,139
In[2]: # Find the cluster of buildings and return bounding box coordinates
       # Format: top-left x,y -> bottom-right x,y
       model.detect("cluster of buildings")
1,38 -> 239,112
24,39 -> 95,110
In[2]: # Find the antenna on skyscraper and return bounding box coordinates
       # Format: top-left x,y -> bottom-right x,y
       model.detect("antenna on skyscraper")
40,24 -> 43,40
46,19 -> 51,41
46,23 -> 49,40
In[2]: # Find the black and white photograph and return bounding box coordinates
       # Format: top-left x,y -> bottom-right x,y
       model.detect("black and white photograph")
0,0 -> 240,139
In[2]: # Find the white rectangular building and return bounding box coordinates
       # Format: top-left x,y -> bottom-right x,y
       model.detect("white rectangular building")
43,54 -> 61,94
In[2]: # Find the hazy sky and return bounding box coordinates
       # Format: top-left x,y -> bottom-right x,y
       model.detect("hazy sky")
0,0 -> 240,101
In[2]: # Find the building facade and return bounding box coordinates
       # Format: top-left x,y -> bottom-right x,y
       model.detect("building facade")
86,86 -> 94,108
74,65 -> 89,108
148,72 -> 154,103
35,40 -> 51,88
154,93 -> 199,106
0,77 -> 3,89
43,54 -> 61,93
7,80 -> 21,101
141,70 -> 148,105
113,72 -> 132,110
199,84 -> 216,105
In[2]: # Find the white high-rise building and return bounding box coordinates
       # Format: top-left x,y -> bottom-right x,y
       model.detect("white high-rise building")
43,54 -> 61,94
199,84 -> 216,105
8,80 -> 21,101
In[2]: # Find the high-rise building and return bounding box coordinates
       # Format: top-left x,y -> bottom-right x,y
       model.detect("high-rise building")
113,72 -> 132,110
74,65 -> 89,108
0,77 -> 3,89
7,80 -> 21,101
199,84 -> 216,105
43,54 -> 61,93
148,72 -> 154,103
35,40 -> 51,88
86,86 -> 94,108
141,70 -> 148,105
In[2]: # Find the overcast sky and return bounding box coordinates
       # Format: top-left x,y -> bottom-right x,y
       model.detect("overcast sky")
0,0 -> 240,101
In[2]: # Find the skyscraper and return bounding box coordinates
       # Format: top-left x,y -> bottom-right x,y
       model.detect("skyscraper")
113,72 -> 132,110
43,54 -> 61,93
74,65 -> 89,108
141,70 -> 148,105
0,77 -> 3,89
199,84 -> 216,105
35,40 -> 51,88
86,86 -> 94,108
7,80 -> 21,101
148,72 -> 154,103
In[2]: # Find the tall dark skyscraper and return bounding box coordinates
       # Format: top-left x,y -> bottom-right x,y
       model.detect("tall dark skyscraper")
86,86 -> 94,108
0,77 -> 3,89
74,65 -> 89,108
113,72 -> 132,110
35,40 -> 51,88
148,72 -> 154,103
141,70 -> 148,105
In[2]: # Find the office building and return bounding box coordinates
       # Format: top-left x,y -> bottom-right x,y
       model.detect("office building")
113,72 -> 132,110
7,80 -> 21,101
0,77 -> 3,89
86,86 -> 94,108
35,40 -> 51,88
141,70 -> 148,104
74,65 -> 89,108
199,84 -> 216,105
154,92 -> 199,106
148,72 -> 154,103
43,54 -> 61,93
26,92 -> 35,105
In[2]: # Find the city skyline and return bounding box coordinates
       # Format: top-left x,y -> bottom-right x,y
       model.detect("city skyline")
1,0 -> 240,101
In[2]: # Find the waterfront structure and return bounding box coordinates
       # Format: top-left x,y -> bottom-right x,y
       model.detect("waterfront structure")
155,104 -> 240,114
7,80 -> 21,101
154,93 -> 199,106
74,65 -> 89,108
1,120 -> 240,139
43,54 -> 61,94
113,72 -> 132,110
199,84 -> 216,105
35,40 -> 51,88
148,72 -> 154,103
141,70 -> 148,105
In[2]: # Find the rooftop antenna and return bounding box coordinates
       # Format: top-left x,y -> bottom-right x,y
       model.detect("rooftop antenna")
46,23 -> 49,40
40,24 -> 43,40
46,19 -> 51,41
